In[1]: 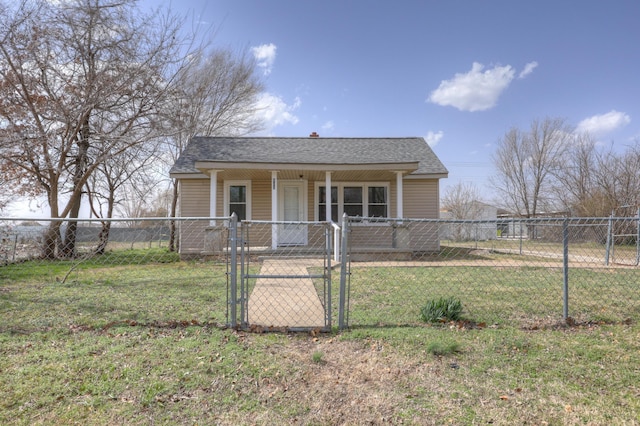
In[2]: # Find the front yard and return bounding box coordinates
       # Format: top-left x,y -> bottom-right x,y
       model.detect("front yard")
1,252 -> 639,424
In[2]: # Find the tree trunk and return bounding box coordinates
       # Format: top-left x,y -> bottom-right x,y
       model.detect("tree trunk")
94,191 -> 115,255
42,221 -> 62,259
94,221 -> 111,255
62,200 -> 81,258
62,118 -> 91,258
168,179 -> 179,252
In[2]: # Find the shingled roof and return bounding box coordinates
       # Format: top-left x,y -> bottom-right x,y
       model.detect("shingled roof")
170,136 -> 448,177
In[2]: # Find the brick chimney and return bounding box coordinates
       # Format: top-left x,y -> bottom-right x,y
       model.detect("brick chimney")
309,131 -> 319,138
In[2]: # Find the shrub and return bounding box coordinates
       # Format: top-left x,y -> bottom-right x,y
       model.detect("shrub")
420,297 -> 463,323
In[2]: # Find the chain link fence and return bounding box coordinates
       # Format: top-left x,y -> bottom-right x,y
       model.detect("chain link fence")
0,217 -> 230,331
2,215 -> 639,332
343,216 -> 640,328
231,220 -> 336,332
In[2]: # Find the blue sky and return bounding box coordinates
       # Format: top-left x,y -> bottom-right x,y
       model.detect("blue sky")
149,0 -> 639,200
5,0 -> 639,217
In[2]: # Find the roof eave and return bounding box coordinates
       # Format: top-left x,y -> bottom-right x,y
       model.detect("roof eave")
169,172 -> 209,179
194,161 -> 420,173
405,172 -> 449,179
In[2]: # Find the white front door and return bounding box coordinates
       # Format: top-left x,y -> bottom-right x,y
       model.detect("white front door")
278,181 -> 307,246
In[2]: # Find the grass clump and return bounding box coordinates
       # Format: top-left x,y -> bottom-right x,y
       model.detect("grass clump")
420,297 -> 463,323
312,351 -> 325,364
426,340 -> 461,356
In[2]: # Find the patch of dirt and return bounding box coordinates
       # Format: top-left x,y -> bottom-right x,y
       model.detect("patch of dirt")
244,335 -> 441,424
521,316 -> 633,331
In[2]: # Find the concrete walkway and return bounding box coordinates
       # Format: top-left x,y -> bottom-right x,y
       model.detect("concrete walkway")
247,258 -> 326,329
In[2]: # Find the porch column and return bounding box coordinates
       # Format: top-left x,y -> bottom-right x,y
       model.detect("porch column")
325,171 -> 332,222
396,171 -> 404,219
209,170 -> 218,226
271,171 -> 278,221
271,171 -> 278,249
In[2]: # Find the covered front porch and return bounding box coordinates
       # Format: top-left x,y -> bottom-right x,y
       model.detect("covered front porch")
197,162 -> 418,250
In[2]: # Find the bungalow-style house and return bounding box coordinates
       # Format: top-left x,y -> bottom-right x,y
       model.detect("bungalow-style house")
169,133 -> 448,257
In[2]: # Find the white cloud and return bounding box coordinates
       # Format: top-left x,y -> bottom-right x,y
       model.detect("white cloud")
255,93 -> 300,129
428,62 -> 515,112
576,110 -> 631,136
424,130 -> 444,147
321,120 -> 334,131
251,43 -> 277,75
518,61 -> 538,78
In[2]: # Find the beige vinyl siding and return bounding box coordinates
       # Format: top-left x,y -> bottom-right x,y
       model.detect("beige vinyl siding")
389,181 -> 397,218
179,179 -> 211,217
307,180 -> 315,221
402,178 -> 440,252
403,179 -> 439,219
251,179 -> 271,220
176,175 -> 442,255
178,179 -> 206,254
242,179 -> 272,247
178,178 -> 222,254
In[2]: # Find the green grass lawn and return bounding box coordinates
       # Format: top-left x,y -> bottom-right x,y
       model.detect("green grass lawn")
346,265 -> 640,327
1,249 -> 640,424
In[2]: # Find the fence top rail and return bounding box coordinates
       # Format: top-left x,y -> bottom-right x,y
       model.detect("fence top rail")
0,216 -> 232,223
243,220 -> 329,225
346,216 -> 634,224
1,216 -> 634,225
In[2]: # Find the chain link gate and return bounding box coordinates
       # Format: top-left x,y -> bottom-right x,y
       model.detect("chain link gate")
226,215 -> 343,332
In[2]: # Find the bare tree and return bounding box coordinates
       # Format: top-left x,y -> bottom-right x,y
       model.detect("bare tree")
0,163 -> 19,212
613,141 -> 640,213
555,138 -> 640,217
491,117 -> 573,218
160,49 -> 265,251
551,133 -> 600,216
86,140 -> 161,253
0,0 -> 187,258
441,182 -> 485,241
595,142 -> 640,213
441,182 -> 483,220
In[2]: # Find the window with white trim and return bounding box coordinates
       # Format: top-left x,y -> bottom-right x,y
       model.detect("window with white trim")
316,183 -> 389,221
318,185 -> 338,222
224,181 -> 251,221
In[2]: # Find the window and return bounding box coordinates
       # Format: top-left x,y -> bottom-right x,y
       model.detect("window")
317,183 -> 388,221
224,181 -> 251,221
343,187 -> 363,217
368,186 -> 388,217
318,186 -> 338,222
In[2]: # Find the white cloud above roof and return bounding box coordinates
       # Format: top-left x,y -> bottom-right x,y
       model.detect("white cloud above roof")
424,130 -> 443,147
518,61 -> 538,78
251,43 -> 277,75
576,110 -> 631,136
428,62 -> 516,112
255,93 -> 300,129
321,120 -> 335,131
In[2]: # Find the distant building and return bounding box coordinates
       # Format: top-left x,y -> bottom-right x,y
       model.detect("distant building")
440,201 -> 498,241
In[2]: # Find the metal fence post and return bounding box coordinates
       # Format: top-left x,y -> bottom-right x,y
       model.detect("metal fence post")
519,220 -> 523,255
325,224 -> 332,329
563,218 -> 569,321
338,213 -> 349,330
636,207 -> 640,266
229,213 -> 238,328
605,212 -> 613,266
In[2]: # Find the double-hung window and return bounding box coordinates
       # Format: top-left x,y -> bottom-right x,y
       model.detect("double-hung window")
317,183 -> 388,222
367,186 -> 388,217
224,181 -> 251,221
318,186 -> 338,222
343,186 -> 363,217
